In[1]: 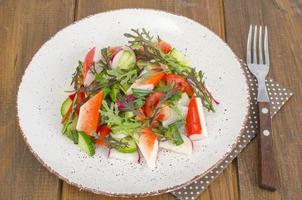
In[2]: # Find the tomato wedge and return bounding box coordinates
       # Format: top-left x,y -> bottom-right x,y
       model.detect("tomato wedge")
83,47 -> 96,79
186,96 -> 202,136
143,92 -> 169,126
143,91 -> 164,117
159,41 -> 172,54
136,108 -> 146,121
165,74 -> 194,96
144,72 -> 165,87
95,125 -> 111,145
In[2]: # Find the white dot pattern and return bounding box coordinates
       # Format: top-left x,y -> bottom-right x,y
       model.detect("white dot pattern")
172,60 -> 293,200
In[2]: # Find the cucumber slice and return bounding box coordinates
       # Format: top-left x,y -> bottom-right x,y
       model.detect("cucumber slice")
125,111 -> 134,118
114,136 -> 137,153
112,48 -> 136,70
111,132 -> 127,140
118,50 -> 135,70
170,48 -> 190,66
62,116 -> 79,144
60,97 -> 72,116
78,131 -> 96,156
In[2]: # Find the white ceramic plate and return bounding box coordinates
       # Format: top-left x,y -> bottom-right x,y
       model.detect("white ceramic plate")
17,9 -> 249,197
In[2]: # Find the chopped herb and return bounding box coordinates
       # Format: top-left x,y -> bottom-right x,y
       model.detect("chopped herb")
184,68 -> 215,112
107,68 -> 137,86
153,119 -> 184,145
96,47 -> 111,70
71,61 -> 83,89
103,135 -> 129,149
132,88 -> 152,98
109,84 -> 120,102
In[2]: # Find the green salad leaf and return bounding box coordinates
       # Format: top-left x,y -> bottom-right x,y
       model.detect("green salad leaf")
153,119 -> 184,145
101,101 -> 142,137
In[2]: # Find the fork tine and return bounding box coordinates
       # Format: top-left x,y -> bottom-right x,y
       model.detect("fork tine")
253,25 -> 258,63
264,26 -> 270,65
258,26 -> 263,64
246,25 -> 252,64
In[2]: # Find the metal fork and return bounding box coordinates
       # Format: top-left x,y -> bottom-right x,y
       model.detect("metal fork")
247,25 -> 278,191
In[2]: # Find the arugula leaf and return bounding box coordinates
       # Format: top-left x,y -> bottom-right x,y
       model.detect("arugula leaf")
107,68 -> 137,86
101,101 -> 122,126
103,135 -> 129,149
95,70 -> 109,84
109,84 -> 120,102
166,91 -> 182,105
71,61 -> 83,89
101,101 -> 142,137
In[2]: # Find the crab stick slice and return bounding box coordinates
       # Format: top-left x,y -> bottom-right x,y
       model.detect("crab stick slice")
144,72 -> 166,88
83,48 -> 96,86
186,97 -> 208,140
127,72 -> 165,94
76,91 -> 104,136
137,128 -> 159,168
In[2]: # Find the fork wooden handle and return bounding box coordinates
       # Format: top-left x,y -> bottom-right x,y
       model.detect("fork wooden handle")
258,102 -> 278,191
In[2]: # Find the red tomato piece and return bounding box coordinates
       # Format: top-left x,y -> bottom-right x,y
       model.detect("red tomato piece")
165,74 -> 194,96
76,92 -> 85,115
68,92 -> 77,100
143,92 -> 164,117
95,125 -> 111,145
159,41 -> 172,54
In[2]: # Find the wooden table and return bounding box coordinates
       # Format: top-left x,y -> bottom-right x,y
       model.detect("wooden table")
1,0 -> 301,199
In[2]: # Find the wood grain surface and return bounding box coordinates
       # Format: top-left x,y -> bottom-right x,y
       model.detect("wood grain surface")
0,0 -> 301,200
0,0 -> 75,199
224,0 -> 302,199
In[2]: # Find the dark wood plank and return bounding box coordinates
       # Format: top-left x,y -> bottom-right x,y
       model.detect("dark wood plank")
61,1 -> 239,200
224,0 -> 302,199
0,0 -> 75,199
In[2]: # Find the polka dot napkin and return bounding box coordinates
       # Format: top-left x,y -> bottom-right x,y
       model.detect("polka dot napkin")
171,61 -> 293,200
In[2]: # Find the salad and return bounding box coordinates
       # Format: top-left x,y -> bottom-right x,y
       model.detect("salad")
60,29 -> 218,168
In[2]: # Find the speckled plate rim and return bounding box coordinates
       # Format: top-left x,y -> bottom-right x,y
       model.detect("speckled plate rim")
16,8 -> 251,198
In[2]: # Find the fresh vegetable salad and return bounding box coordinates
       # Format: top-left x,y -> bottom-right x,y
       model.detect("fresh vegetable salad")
61,29 -> 218,168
